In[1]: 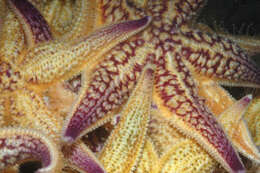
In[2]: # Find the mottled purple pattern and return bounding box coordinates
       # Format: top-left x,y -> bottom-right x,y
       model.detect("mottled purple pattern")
9,0 -> 52,43
65,144 -> 105,173
117,16 -> 151,31
0,135 -> 51,169
63,17 -> 151,142
155,53 -> 245,172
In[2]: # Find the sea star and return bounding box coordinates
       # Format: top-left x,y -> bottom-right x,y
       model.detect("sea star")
0,0 -> 260,173
61,0 -> 260,172
0,0 -> 151,172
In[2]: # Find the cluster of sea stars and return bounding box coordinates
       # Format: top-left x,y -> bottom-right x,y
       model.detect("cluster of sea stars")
0,0 -> 260,173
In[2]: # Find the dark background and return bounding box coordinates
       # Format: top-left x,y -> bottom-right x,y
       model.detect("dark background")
198,0 -> 260,36
198,0 -> 260,99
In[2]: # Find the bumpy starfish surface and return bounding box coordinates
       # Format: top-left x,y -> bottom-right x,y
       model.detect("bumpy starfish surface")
0,0 -> 151,172
61,0 -> 260,172
1,0 -> 260,173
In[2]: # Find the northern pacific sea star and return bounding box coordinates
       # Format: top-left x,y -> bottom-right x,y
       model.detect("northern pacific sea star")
0,0 -> 260,173
0,0 -> 151,172
62,0 -> 260,172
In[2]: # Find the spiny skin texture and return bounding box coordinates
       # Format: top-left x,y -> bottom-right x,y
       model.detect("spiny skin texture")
148,107 -> 217,173
0,0 -> 151,172
8,0 -> 52,47
62,0 -> 260,172
99,67 -> 154,173
0,128 -> 61,173
155,139 -> 217,173
134,139 -> 158,173
1,0 -> 260,173
244,96 -> 260,147
194,75 -> 260,163
218,95 -> 260,163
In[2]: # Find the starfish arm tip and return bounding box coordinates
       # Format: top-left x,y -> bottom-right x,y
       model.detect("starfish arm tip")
0,127 -> 61,173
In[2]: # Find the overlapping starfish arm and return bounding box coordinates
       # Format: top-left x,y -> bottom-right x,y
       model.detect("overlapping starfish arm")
148,106 -> 187,156
195,23 -> 260,56
154,139 -> 217,173
60,0 -> 98,40
134,138 -> 158,173
6,89 -> 62,140
149,0 -> 206,27
99,0 -> 206,27
245,96 -> 260,146
148,104 -> 218,171
192,76 -> 260,163
98,67 -> 154,173
99,0 -> 146,24
21,16 -> 151,84
62,36 -> 152,142
35,0 -> 75,37
153,52 -> 245,173
193,75 -> 235,115
36,0 -> 98,39
218,95 -> 260,163
0,128 -> 61,173
176,29 -> 260,88
0,0 -> 6,32
63,142 -> 105,173
0,9 -> 25,66
8,0 -> 52,48
222,35 -> 260,56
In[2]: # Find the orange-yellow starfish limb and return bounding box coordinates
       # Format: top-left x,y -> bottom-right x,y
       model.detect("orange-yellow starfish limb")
218,95 -> 260,163
99,66 -> 154,173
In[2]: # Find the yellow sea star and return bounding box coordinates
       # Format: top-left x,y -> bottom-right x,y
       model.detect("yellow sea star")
0,0 -> 260,173
0,0 -> 151,172
62,0 -> 260,172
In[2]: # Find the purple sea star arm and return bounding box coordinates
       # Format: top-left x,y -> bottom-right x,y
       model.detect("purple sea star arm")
0,128 -> 61,173
21,16 -> 151,84
63,142 -> 106,173
62,20 -> 152,143
8,0 -> 52,47
174,30 -> 260,87
153,51 -> 245,173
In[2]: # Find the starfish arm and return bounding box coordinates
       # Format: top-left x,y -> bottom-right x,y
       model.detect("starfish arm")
0,127 -> 62,173
7,89 -> 62,141
245,97 -> 260,146
193,75 -> 235,115
195,23 -> 260,56
0,0 -> 6,32
21,16 -> 151,84
174,30 -> 260,88
148,107 -> 187,156
62,37 -> 151,142
39,0 -> 98,39
192,76 -> 260,163
148,104 -> 218,172
218,95 -> 260,163
8,0 -> 52,48
60,0 -> 98,40
222,35 -> 260,56
0,10 -> 25,65
153,53 -> 245,173
155,139 -> 217,173
165,0 -> 206,27
134,138 -> 159,173
38,0 -> 74,37
98,67 -> 154,173
98,0 -> 146,24
99,0 -> 206,27
63,142 -> 106,173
